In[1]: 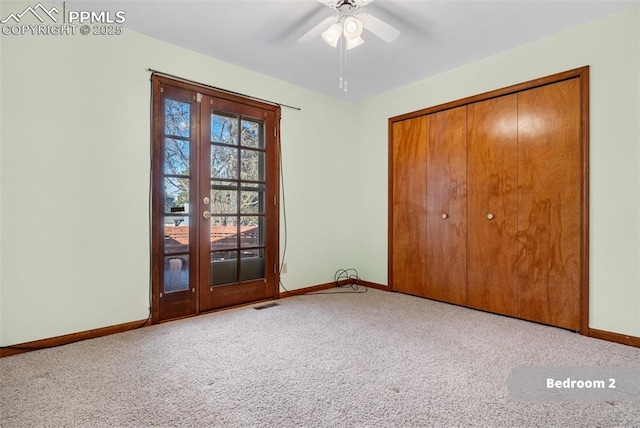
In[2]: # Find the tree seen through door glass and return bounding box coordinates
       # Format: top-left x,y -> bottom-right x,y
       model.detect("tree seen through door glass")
164,139 -> 190,175
241,119 -> 263,148
240,149 -> 264,181
211,146 -> 238,179
211,114 -> 237,145
165,100 -> 190,138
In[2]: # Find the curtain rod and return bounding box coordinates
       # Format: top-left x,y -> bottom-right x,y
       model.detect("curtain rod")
147,68 -> 302,111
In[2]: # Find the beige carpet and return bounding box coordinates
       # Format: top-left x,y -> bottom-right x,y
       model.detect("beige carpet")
1,288 -> 639,427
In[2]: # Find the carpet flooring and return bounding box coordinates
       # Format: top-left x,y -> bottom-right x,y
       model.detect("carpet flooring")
1,288 -> 639,427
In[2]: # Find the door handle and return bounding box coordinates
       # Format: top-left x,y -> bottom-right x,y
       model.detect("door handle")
203,211 -> 212,219
486,213 -> 494,220
441,213 -> 449,220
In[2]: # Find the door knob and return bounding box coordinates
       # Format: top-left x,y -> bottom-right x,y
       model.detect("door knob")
486,213 -> 494,220
203,211 -> 212,219
441,213 -> 449,220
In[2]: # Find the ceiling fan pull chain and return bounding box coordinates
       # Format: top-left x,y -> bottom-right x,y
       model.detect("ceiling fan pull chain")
339,35 -> 344,89
342,35 -> 349,92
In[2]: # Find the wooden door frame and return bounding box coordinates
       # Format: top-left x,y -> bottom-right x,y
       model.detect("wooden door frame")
388,66 -> 590,335
151,74 -> 281,324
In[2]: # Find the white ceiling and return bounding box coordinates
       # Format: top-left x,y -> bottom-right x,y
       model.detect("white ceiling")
67,0 -> 639,102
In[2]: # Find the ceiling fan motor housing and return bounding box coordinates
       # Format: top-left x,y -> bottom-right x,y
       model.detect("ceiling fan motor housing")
333,0 -> 364,12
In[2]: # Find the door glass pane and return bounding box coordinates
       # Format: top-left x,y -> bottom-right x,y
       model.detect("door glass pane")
211,113 -> 237,145
211,145 -> 238,179
240,189 -> 264,214
211,251 -> 238,286
164,255 -> 189,293
165,100 -> 190,138
211,188 -> 238,214
164,216 -> 189,253
240,149 -> 264,181
164,177 -> 189,214
241,119 -> 263,148
164,139 -> 190,175
240,216 -> 263,247
211,216 -> 238,251
241,249 -> 264,281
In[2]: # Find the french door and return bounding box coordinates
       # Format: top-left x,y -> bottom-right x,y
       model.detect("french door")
151,76 -> 280,322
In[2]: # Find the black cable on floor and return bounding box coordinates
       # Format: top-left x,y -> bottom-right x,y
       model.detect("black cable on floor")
305,268 -> 368,295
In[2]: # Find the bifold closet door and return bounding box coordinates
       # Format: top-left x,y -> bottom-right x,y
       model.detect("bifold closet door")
391,117 -> 428,297
390,68 -> 587,333
517,79 -> 582,330
467,94 -> 519,317
425,107 -> 467,305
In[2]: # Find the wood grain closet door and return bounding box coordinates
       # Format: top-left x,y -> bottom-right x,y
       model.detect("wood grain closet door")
425,107 -> 467,305
517,79 -> 582,330
391,117 -> 428,296
467,95 -> 519,317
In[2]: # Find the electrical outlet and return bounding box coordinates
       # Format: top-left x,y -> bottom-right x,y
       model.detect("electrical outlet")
282,262 -> 288,274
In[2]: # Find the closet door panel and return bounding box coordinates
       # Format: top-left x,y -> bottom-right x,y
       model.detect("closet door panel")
467,95 -> 519,316
517,79 -> 582,330
391,118 -> 428,297
425,107 -> 467,305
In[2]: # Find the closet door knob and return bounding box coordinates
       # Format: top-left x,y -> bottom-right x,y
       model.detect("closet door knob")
203,211 -> 212,219
441,213 -> 449,220
486,213 -> 494,220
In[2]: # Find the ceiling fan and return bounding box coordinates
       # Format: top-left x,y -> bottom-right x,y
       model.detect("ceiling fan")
298,0 -> 401,47
297,0 -> 401,92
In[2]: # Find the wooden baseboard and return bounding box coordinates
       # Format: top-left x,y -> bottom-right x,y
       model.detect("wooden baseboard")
279,280 -> 388,298
279,282 -> 335,298
0,318 -> 152,358
588,328 -> 640,348
356,279 -> 388,291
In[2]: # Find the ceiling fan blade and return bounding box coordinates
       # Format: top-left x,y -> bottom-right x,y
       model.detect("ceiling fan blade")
297,16 -> 337,43
357,12 -> 400,43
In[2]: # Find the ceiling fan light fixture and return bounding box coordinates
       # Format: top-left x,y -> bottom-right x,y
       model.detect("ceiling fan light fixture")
296,0 -> 401,93
322,22 -> 342,47
342,16 -> 363,40
346,36 -> 364,50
